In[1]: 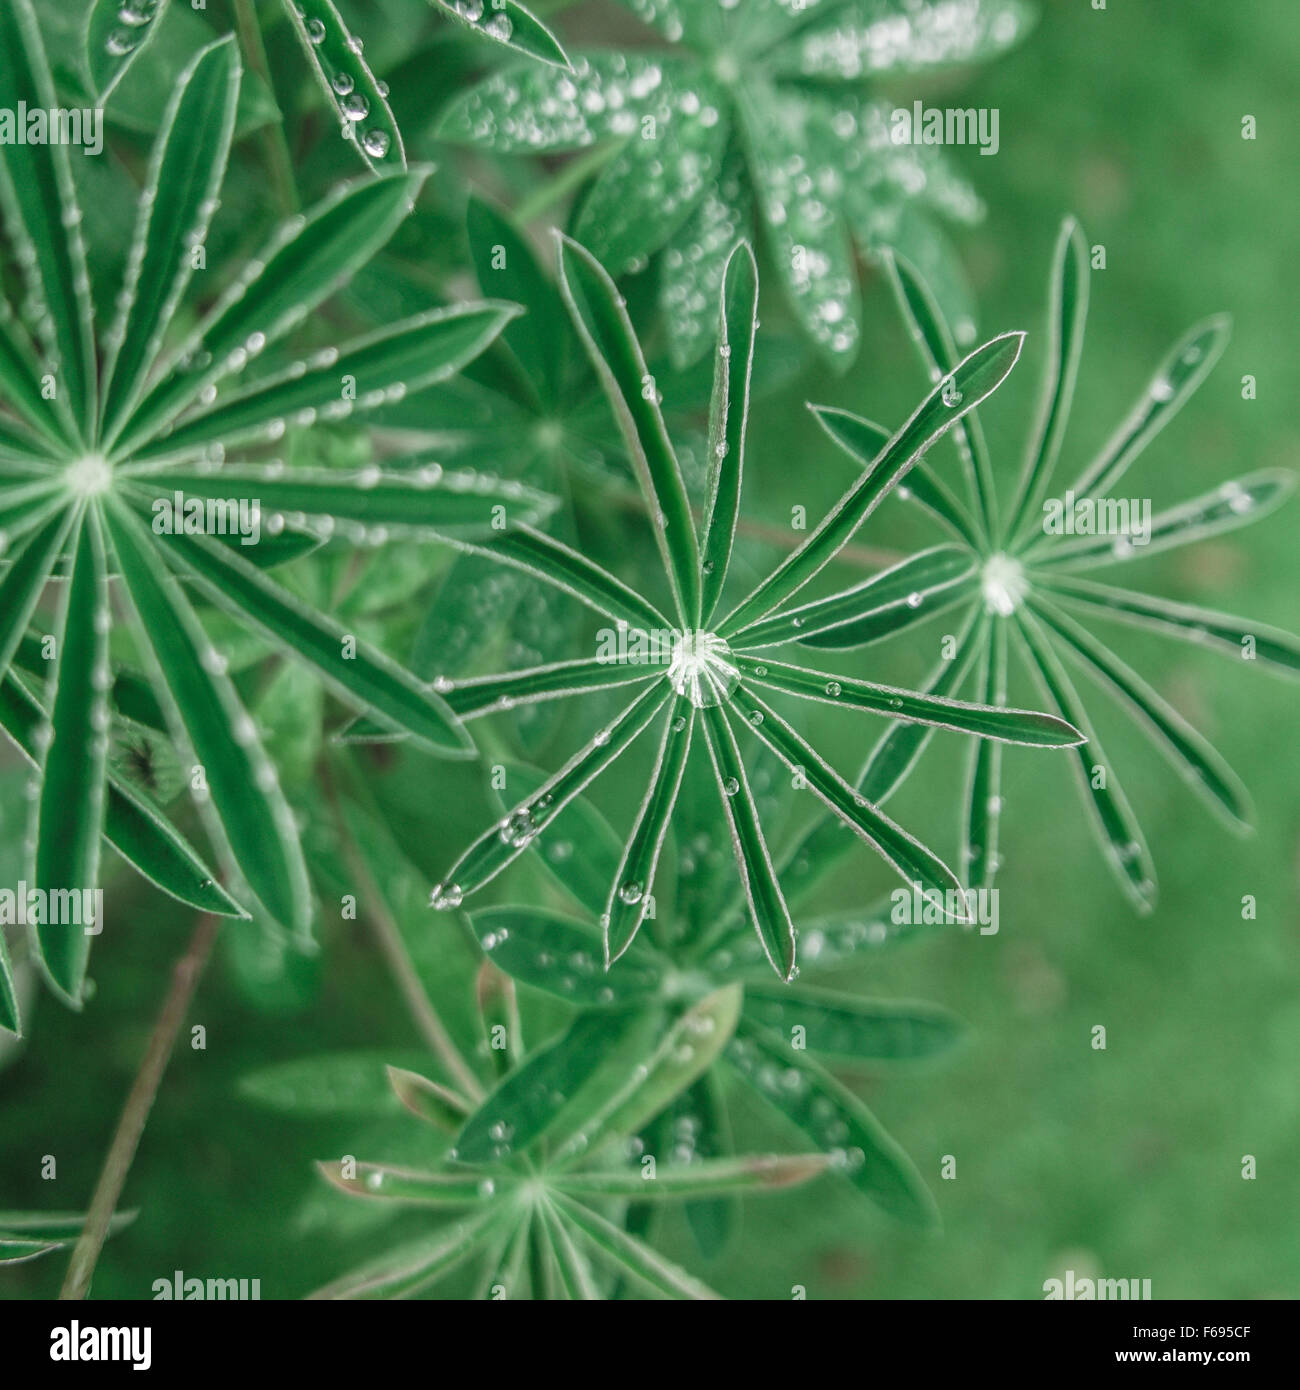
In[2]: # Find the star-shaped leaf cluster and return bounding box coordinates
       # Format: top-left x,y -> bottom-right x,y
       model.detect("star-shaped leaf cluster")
416,233 -> 1083,980
0,7 -> 555,1028
438,0 -> 1036,366
817,218 -> 1300,912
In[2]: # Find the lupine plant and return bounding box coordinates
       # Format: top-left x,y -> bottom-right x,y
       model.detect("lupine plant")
437,0 -> 1036,365
1,0 -> 1294,1308
812,219 -> 1300,910
422,234 -> 1083,979
0,10 -> 551,1025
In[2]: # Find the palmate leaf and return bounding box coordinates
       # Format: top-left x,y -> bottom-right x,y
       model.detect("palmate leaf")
536,1199 -> 601,1300
719,331 -> 1025,636
104,503 -> 312,935
30,508 -> 111,1004
283,0 -> 406,174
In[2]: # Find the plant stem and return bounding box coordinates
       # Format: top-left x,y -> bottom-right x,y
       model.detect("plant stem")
515,145 -> 618,226
322,759 -> 484,1101
233,0 -> 300,217
59,912 -> 222,1300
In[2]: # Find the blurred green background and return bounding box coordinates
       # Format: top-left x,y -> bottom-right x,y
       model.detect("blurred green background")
2,0 -> 1297,1299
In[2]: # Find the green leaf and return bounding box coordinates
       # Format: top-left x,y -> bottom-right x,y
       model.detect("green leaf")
659,152 -> 752,369
552,1193 -> 720,1300
454,1012 -> 648,1164
1005,217 -> 1089,540
445,658 -> 659,725
884,250 -> 995,534
1030,596 -> 1253,832
963,617 -> 1006,892
573,107 -> 728,274
1055,315 -> 1232,523
283,0 -> 406,173
732,544 -> 978,651
733,654 -> 1083,746
153,528 -> 475,759
538,1199 -> 601,1299
468,525 -> 669,628
240,1050 -> 436,1116
126,465 -> 554,542
467,195 -> 569,406
387,1065 -> 471,1129
104,502 -> 312,935
0,301 -> 72,449
100,36 -> 239,437
814,404 -> 981,545
30,510 -> 110,1003
557,233 -> 700,624
470,905 -> 664,1006
491,763 -> 624,919
136,303 -> 519,459
316,1161 -> 490,1208
1014,607 -> 1157,913
699,704 -> 796,981
431,682 -> 669,908
556,1152 -> 832,1201
729,1025 -> 939,1226
1038,575 -> 1300,677
699,243 -> 757,624
720,331 -> 1025,636
85,0 -> 172,101
0,912 -> 18,1036
309,1210 -> 506,1299
743,984 -> 966,1062
605,701 -> 694,965
429,0 -> 571,69
0,509 -> 77,687
113,170 -> 430,456
773,0 -> 1036,79
1031,469 -> 1296,570
0,673 -> 244,919
737,82 -> 861,365
856,609 -> 985,805
0,0 -> 97,436
727,686 -> 968,914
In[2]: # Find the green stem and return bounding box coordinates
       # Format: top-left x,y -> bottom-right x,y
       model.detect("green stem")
514,144 -> 619,226
233,0 -> 300,216
59,911 -> 222,1300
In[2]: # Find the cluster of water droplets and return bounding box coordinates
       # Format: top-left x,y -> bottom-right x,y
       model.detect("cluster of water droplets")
667,630 -> 740,708
102,0 -> 162,63
292,3 -> 397,163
